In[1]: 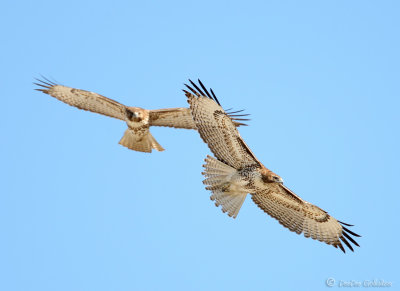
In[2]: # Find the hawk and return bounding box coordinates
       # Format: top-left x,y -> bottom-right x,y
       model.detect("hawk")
34,78 -> 248,153
184,79 -> 360,253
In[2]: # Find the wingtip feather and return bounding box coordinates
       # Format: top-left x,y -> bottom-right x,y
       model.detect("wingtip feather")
342,226 -> 361,237
340,236 -> 354,252
342,231 -> 360,247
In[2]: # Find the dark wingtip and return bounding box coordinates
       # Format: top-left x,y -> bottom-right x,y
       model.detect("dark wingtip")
33,75 -> 59,91
225,109 -> 247,114
225,109 -> 250,117
206,83 -> 221,106
185,79 -> 221,106
184,83 -> 200,97
230,118 -> 250,121
342,226 -> 361,237
210,88 -> 219,103
226,109 -> 251,126
338,220 -> 354,227
184,79 -> 249,125
342,231 -> 360,247
182,89 -> 191,96
340,235 -> 354,252
336,221 -> 360,253
197,79 -> 212,99
38,75 -> 57,85
189,79 -> 206,97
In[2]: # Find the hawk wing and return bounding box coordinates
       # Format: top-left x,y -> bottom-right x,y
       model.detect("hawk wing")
149,108 -> 197,129
35,78 -> 127,120
184,79 -> 258,169
251,184 -> 360,253
149,107 -> 248,129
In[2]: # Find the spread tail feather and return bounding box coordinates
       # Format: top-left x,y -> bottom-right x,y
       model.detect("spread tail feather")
118,129 -> 165,153
202,155 -> 247,218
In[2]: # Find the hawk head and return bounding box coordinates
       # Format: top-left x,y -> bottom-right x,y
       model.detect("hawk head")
126,107 -> 145,122
259,167 -> 284,184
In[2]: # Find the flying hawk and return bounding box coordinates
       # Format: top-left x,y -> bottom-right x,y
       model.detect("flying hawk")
184,79 -> 360,253
34,78 -> 249,153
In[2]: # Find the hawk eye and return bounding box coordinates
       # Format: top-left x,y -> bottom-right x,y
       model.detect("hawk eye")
273,176 -> 282,183
126,109 -> 134,119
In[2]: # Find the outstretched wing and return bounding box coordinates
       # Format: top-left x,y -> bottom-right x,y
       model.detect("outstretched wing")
149,108 -> 197,129
184,79 -> 259,169
149,107 -> 248,129
35,78 -> 127,120
251,184 -> 360,253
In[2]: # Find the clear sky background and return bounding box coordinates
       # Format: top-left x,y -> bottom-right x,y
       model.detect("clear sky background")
1,1 -> 399,290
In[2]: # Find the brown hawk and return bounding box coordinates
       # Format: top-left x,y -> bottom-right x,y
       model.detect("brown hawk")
35,78 -> 248,153
184,79 -> 360,253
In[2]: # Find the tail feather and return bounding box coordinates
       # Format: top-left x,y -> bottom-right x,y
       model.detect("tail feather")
119,129 -> 165,153
211,190 -> 247,218
147,132 -> 165,152
202,155 -> 247,218
202,155 -> 236,178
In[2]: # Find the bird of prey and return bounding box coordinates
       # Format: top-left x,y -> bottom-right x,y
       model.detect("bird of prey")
184,79 -> 360,253
34,78 -> 249,153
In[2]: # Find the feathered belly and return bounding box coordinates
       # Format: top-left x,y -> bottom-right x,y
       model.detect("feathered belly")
226,172 -> 255,193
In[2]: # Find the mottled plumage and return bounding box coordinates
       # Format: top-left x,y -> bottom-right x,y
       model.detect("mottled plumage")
184,79 -> 360,253
35,78 -> 248,152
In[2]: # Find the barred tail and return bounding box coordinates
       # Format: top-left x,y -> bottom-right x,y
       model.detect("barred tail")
202,155 -> 247,218
119,129 -> 165,153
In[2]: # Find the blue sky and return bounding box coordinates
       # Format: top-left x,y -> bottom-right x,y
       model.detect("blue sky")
1,1 -> 399,290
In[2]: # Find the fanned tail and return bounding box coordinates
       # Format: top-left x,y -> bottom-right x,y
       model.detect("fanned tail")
202,155 -> 247,218
119,129 -> 165,153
